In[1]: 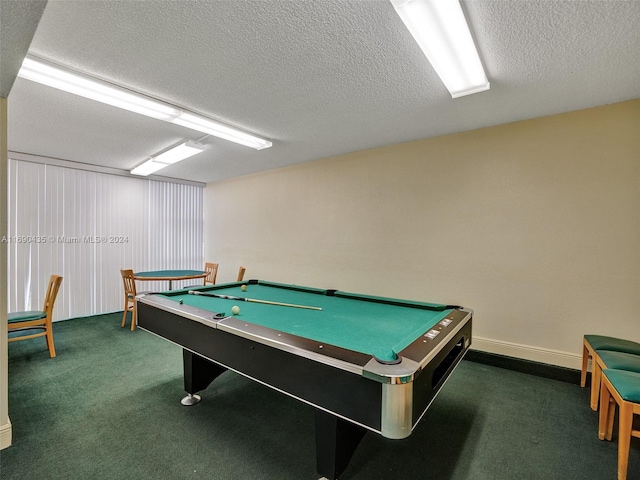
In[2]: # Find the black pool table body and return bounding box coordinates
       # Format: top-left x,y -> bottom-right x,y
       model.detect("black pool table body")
137,280 -> 473,479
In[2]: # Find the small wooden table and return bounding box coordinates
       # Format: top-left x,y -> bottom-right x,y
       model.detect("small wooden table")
133,270 -> 207,290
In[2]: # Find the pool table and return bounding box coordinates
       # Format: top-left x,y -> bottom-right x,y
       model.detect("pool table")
137,280 -> 473,479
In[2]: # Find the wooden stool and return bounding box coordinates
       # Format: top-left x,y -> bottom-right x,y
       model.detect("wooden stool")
590,351 -> 640,411
582,335 -> 640,407
598,369 -> 640,480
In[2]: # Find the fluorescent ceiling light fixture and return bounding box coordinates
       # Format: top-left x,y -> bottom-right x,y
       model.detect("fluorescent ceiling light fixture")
171,112 -> 272,150
18,55 -> 272,149
390,0 -> 489,98
19,57 -> 181,120
150,140 -> 206,165
131,141 -> 205,176
129,159 -> 167,176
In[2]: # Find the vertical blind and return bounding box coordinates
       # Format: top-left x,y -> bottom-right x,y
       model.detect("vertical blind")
6,159 -> 204,320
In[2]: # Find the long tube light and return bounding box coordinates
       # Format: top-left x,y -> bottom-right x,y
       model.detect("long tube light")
18,55 -> 272,149
390,0 -> 489,98
19,56 -> 181,120
172,112 -> 272,150
131,141 -> 205,176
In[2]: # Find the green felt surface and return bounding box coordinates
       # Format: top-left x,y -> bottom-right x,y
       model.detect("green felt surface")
164,281 -> 452,361
135,269 -> 205,277
603,369 -> 640,403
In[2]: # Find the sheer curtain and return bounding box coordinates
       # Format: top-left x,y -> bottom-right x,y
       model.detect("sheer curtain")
6,159 -> 204,320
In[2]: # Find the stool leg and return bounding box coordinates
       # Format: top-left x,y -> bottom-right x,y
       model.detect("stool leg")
606,399 -> 615,441
599,382 -> 612,441
591,359 -> 602,411
581,342 -> 590,388
617,403 -> 633,480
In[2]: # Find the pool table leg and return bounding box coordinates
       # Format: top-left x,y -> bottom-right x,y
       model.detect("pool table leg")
315,409 -> 367,480
182,349 -> 227,405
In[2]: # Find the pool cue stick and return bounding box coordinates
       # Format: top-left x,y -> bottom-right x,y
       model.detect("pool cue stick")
187,291 -> 322,311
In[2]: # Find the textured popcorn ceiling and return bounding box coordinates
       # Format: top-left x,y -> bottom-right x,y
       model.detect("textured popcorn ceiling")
0,0 -> 47,96
5,0 -> 640,183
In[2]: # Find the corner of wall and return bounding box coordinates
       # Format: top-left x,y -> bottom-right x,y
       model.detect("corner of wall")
1,97 -> 12,449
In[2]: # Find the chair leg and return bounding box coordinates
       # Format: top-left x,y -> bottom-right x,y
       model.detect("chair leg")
581,342 -> 590,388
121,298 -> 128,328
130,303 -> 137,331
617,403 -> 633,480
591,359 -> 603,411
45,324 -> 56,358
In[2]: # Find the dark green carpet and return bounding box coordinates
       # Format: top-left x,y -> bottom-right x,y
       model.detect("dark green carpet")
2,313 -> 638,479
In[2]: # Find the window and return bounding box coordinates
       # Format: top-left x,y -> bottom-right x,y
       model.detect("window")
7,159 -> 204,320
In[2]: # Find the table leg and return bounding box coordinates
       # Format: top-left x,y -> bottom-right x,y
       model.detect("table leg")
182,349 -> 226,405
315,409 -> 367,480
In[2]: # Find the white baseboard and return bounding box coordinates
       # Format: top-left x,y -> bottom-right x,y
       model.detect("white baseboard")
471,336 -> 581,370
0,418 -> 12,450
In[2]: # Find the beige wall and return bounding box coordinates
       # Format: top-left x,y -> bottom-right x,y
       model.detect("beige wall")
204,99 -> 640,368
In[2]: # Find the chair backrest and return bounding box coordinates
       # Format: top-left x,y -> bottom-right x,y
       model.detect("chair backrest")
204,262 -> 219,285
120,269 -> 137,297
43,275 -> 63,317
237,266 -> 246,282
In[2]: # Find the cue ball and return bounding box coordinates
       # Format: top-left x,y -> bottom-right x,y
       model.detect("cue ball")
231,305 -> 240,315
241,285 -> 247,291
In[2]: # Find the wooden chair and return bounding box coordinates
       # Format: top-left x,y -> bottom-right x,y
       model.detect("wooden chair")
120,269 -> 137,331
237,266 -> 246,282
582,335 -> 640,410
598,369 -> 640,480
8,274 -> 63,358
204,262 -> 218,285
